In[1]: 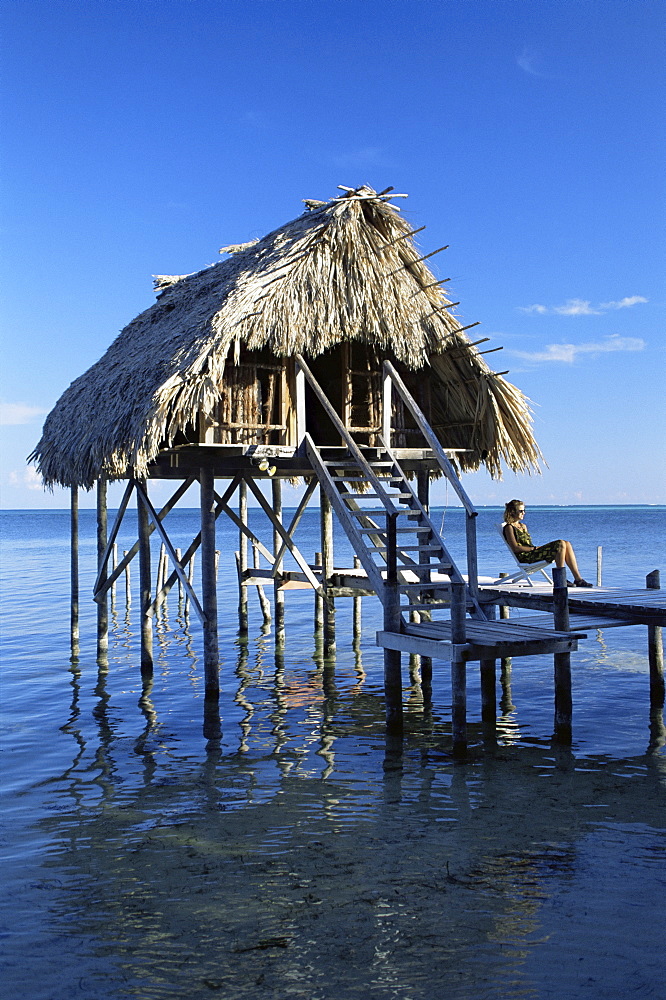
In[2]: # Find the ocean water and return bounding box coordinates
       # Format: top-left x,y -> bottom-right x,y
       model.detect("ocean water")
1,504 -> 665,999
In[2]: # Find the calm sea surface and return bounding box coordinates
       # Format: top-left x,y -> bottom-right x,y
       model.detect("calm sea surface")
1,505 -> 665,999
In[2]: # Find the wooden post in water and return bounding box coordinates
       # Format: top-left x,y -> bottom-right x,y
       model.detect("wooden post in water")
321,489 -> 336,654
124,550 -> 131,608
353,555 -> 362,641
70,485 -> 79,658
137,478 -> 153,675
416,470 -> 433,700
272,478 -> 285,642
175,548 -> 183,602
111,543 -> 118,608
238,480 -> 249,632
646,570 -> 664,708
383,513 -> 402,729
96,477 -> 108,662
480,604 -> 497,727
314,551 -> 324,632
498,573 -> 514,713
552,566 -> 572,742
450,580 -> 467,754
596,546 -> 603,587
200,466 -> 219,696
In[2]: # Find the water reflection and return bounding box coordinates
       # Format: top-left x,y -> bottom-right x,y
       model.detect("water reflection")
6,590 -> 666,1000
25,703 -> 666,1000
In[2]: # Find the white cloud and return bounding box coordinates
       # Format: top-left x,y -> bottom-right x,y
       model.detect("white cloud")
599,295 -> 649,310
518,295 -> 647,316
553,299 -> 601,316
519,304 -> 549,315
513,335 -> 646,364
8,466 -> 45,491
517,47 -> 549,78
0,402 -> 46,425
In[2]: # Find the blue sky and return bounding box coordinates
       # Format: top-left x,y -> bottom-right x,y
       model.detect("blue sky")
1,0 -> 664,509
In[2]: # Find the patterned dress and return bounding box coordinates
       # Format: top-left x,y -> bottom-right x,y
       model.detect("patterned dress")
509,524 -> 562,565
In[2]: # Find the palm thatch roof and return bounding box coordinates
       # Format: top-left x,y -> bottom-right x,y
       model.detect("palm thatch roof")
31,184 -> 542,488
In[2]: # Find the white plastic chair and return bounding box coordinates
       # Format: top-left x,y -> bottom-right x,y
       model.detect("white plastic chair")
493,522 -> 553,586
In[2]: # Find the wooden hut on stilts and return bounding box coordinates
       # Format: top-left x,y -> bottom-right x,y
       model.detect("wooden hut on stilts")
31,184 -> 554,749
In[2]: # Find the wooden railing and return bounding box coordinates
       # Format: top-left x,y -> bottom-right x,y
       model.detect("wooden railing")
381,360 -> 480,601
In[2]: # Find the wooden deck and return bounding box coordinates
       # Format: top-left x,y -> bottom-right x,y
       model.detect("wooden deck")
479,582 -> 666,627
377,618 -> 581,662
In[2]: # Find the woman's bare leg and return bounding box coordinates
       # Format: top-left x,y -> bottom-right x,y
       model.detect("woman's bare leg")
563,541 -> 583,581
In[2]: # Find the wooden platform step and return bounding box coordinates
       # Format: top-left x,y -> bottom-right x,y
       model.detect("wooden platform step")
377,619 -> 583,662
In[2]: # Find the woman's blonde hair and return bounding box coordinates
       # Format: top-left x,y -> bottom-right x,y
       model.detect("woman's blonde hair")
504,499 -> 524,524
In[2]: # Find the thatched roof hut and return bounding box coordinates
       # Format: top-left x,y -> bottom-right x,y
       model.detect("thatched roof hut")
31,185 -> 541,489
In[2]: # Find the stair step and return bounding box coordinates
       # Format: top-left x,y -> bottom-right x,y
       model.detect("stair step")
398,583 -> 452,592
324,460 -> 394,469
358,526 -> 432,534
365,544 -> 442,553
397,565 -> 453,578
351,508 -> 420,517
331,476 -> 400,482
338,491 -> 413,500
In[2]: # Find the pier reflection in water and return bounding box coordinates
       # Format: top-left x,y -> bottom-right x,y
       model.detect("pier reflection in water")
2,588 -> 665,1000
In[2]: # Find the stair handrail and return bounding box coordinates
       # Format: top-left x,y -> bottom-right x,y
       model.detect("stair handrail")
382,360 -> 480,602
295,355 -> 399,514
382,360 -> 477,516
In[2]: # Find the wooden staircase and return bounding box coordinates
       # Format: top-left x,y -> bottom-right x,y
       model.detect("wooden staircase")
295,354 -> 485,626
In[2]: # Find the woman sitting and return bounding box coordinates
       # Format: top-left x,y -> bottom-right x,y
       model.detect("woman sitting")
503,499 -> 592,587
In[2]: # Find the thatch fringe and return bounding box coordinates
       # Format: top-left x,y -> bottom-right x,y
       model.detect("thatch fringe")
31,185 -> 542,489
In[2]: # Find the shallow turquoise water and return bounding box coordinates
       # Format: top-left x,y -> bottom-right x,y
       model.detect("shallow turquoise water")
1,505 -> 664,998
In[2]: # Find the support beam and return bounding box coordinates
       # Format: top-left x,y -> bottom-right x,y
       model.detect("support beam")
200,467 -> 219,696
647,570 -> 664,708
272,478 -> 285,642
137,478 -> 153,675
450,581 -> 467,753
498,574 -> 514,713
320,489 -> 336,654
353,556 -> 362,641
416,470 -> 432,703
239,480 -> 248,632
552,566 -> 572,742
70,485 -> 79,659
314,551 -> 324,632
96,477 -> 108,663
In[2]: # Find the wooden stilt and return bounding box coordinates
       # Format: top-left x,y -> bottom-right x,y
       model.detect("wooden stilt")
124,550 -> 131,608
272,478 -> 285,642
450,581 -> 467,754
384,514 -> 402,728
70,485 -> 79,659
480,602 -> 496,726
254,542 -> 272,623
175,548 -> 183,602
552,566 -> 572,742
596,546 -> 603,587
96,477 -> 108,663
238,480 -> 249,632
137,478 -> 153,675
647,570 -> 664,708
111,543 -> 118,607
314,551 -> 324,631
200,467 -> 219,696
353,555 -> 362,641
321,489 -> 336,654
480,659 -> 497,723
498,575 -> 515,713
416,470 -> 433,703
